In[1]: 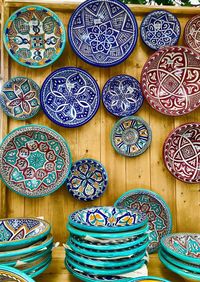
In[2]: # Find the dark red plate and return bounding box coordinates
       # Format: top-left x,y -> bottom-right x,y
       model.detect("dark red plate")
184,15 -> 200,54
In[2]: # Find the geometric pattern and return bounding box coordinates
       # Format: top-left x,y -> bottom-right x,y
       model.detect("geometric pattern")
68,0 -> 138,67
184,15 -> 200,54
140,10 -> 180,50
163,123 -> 200,183
141,46 -> 200,116
3,6 -> 66,68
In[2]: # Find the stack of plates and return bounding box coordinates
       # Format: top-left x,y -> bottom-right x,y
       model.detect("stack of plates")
65,206 -> 150,281
159,233 -> 200,281
0,217 -> 53,278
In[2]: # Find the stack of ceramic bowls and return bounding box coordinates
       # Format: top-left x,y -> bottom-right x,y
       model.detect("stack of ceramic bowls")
0,217 -> 53,278
159,233 -> 200,281
65,206 -> 150,281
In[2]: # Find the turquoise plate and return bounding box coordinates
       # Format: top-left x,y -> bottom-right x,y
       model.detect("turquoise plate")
22,255 -> 51,274
29,259 -> 51,278
0,265 -> 35,281
133,277 -> 170,281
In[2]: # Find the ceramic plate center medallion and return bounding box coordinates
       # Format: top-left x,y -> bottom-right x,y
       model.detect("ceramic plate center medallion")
184,15 -> 200,54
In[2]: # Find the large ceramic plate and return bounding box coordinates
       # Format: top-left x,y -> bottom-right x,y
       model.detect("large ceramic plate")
163,122 -> 200,183
68,0 -> 138,67
141,46 -> 200,116
115,189 -> 172,253
0,125 -> 72,197
0,265 -> 35,282
184,15 -> 200,54
40,67 -> 100,127
3,5 -> 66,68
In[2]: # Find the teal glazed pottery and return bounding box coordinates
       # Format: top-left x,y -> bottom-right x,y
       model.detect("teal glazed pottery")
111,116 -> 152,157
115,189 -> 172,253
0,77 -> 40,120
66,159 -> 108,201
68,206 -> 147,232
21,255 -> 51,274
161,233 -> 200,264
0,218 -> 50,249
133,277 -> 170,281
0,125 -> 72,198
3,5 -> 66,68
0,265 -> 35,282
29,259 -> 51,278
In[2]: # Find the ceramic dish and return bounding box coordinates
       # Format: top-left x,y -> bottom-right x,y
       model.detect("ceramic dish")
28,259 -> 51,278
3,5 -> 66,68
115,189 -> 172,253
40,67 -> 100,128
0,218 -> 50,249
111,116 -> 152,157
141,46 -> 200,116
0,265 -> 35,282
184,15 -> 200,54
102,75 -> 143,117
66,159 -> 108,201
161,233 -> 200,264
134,277 -> 170,281
68,0 -> 138,67
68,206 -> 147,232
17,254 -> 51,273
163,123 -> 200,183
0,125 -> 72,197
0,77 -> 40,120
140,10 -> 180,50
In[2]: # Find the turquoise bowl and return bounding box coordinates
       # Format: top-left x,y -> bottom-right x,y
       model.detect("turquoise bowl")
29,259 -> 52,278
0,265 -> 35,281
133,277 -> 170,281
22,254 -> 51,275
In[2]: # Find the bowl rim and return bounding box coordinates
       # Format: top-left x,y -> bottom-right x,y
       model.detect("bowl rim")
0,265 -> 35,282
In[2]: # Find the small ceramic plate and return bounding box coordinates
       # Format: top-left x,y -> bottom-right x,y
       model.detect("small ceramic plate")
66,159 -> 108,201
111,116 -> 152,157
68,0 -> 138,67
184,15 -> 200,54
0,77 -> 40,120
140,10 -> 180,50
141,46 -> 200,116
161,233 -> 200,264
0,265 -> 35,282
163,123 -> 200,183
115,189 -> 172,253
40,67 -> 100,127
3,5 -> 66,68
102,75 -> 143,117
0,125 -> 72,197
68,206 -> 147,232
134,277 -> 170,282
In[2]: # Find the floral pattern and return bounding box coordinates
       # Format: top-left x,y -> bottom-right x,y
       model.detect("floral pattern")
184,15 -> 200,54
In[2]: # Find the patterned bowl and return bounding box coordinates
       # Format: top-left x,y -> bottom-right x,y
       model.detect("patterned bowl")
134,278 -> 170,282
0,265 -> 35,282
163,123 -> 200,183
184,15 -> 200,54
66,159 -> 108,201
68,206 -> 147,232
141,46 -> 200,116
3,5 -> 66,68
0,125 -> 72,197
0,218 -> 50,249
0,77 -> 40,120
68,0 -> 138,67
115,189 -> 172,253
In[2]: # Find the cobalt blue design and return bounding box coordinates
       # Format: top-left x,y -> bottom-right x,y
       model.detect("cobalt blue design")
102,75 -> 143,117
68,0 -> 138,67
140,10 -> 181,51
40,67 -> 100,128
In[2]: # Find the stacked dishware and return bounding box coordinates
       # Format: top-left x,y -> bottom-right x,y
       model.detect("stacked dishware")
65,206 -> 150,281
159,233 -> 200,281
0,217 -> 53,278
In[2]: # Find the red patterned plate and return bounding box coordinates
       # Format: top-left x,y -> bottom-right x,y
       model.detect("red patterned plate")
184,15 -> 200,54
141,46 -> 200,116
163,123 -> 200,183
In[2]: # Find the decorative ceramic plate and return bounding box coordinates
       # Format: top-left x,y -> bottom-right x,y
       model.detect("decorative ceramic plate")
134,277 -> 170,282
102,75 -> 143,117
184,15 -> 200,54
3,5 -> 66,68
66,159 -> 108,201
40,67 -> 100,127
68,0 -> 138,67
0,265 -> 35,282
163,123 -> 200,183
0,125 -> 72,197
140,10 -> 181,50
68,206 -> 147,232
0,77 -> 40,120
161,233 -> 200,264
28,259 -> 51,278
141,46 -> 200,116
0,218 -> 50,249
115,189 -> 172,253
111,116 -> 152,157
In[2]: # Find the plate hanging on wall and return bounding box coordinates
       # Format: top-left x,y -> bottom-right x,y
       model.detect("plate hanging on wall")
184,15 -> 200,54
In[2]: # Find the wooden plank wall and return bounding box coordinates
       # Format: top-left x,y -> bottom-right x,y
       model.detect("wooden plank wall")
0,1 -> 200,243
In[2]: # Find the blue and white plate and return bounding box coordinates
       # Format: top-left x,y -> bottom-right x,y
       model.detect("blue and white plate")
140,10 -> 181,51
102,75 -> 143,117
68,0 -> 138,67
40,67 -> 100,127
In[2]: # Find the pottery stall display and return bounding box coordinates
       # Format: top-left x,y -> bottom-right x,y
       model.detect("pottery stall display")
184,15 -> 200,54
